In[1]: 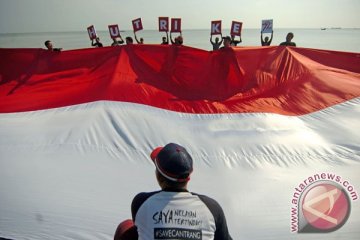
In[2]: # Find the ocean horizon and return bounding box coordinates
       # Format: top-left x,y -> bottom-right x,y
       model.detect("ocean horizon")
1,28 -> 360,52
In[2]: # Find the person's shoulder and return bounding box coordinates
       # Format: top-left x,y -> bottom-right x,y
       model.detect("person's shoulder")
131,191 -> 161,210
131,191 -> 162,220
133,191 -> 160,200
279,42 -> 296,47
191,192 -> 228,221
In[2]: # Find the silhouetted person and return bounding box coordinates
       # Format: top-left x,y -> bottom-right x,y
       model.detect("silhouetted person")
111,36 -> 124,46
261,30 -> 273,46
210,35 -> 223,50
44,40 -> 62,51
230,34 -> 242,46
91,37 -> 103,47
220,36 -> 232,49
125,36 -> 134,45
134,32 -> 144,44
161,32 -> 169,45
280,32 -> 296,46
170,32 -> 183,45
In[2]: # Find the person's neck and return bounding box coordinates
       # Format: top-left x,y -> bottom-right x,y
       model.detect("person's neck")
162,187 -> 188,192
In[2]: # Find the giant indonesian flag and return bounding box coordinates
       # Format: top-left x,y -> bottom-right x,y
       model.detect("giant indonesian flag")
0,45 -> 359,239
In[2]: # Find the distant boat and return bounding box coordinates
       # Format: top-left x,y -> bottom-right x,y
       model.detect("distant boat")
321,28 -> 326,30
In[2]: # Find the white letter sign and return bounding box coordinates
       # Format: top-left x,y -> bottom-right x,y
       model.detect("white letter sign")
171,18 -> 182,33
87,25 -> 97,40
230,21 -> 243,36
159,17 -> 169,32
211,20 -> 222,35
132,18 -> 143,32
108,24 -> 120,39
261,19 -> 273,33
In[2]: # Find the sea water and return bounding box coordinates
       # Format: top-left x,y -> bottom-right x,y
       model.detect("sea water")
0,28 -> 360,53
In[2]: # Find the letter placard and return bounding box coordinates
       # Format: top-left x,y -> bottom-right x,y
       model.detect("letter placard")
159,17 -> 169,32
211,20 -> 222,35
108,24 -> 120,39
230,21 -> 243,36
171,18 -> 182,33
261,19 -> 273,33
87,25 -> 97,40
132,18 -> 143,32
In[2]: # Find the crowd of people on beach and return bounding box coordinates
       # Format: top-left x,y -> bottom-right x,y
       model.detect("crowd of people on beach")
44,31 -> 296,51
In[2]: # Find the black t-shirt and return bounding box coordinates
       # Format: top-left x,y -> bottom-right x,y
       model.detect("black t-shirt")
92,42 -> 103,47
111,40 -> 124,46
261,40 -> 271,46
131,190 -> 232,240
279,41 -> 296,47
230,40 -> 241,46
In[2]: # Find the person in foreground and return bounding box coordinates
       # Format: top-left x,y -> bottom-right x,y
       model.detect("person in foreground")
44,40 -> 62,51
279,32 -> 296,46
118,143 -> 232,240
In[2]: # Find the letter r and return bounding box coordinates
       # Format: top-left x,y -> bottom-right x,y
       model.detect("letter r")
160,20 -> 167,30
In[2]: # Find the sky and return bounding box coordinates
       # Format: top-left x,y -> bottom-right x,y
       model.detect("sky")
0,0 -> 359,33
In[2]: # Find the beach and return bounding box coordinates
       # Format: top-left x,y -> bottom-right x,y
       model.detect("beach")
1,28 -> 360,53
